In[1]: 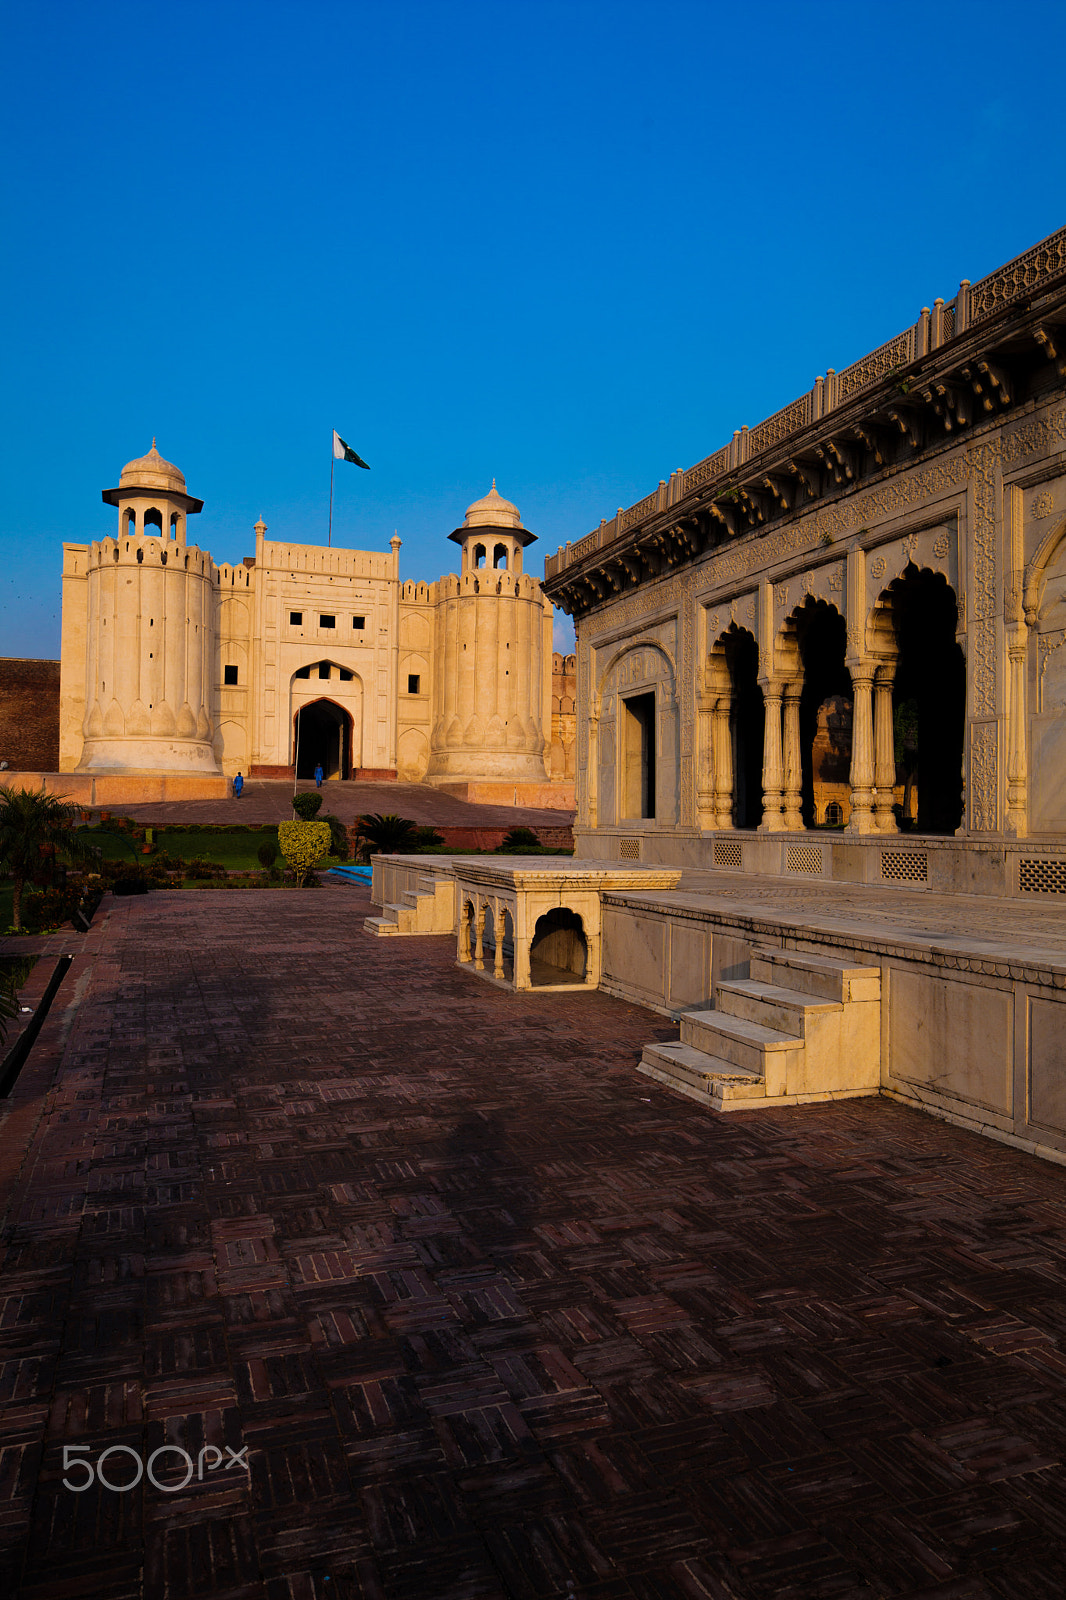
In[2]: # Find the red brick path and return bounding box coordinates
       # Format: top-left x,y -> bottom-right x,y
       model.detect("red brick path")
2,887 -> 1066,1598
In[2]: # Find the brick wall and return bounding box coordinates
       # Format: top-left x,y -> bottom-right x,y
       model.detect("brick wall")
0,659 -> 62,772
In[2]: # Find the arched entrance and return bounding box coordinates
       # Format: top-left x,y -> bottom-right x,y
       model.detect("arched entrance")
529,908 -> 587,986
725,629 -> 764,829
293,699 -> 353,780
876,568 -> 964,833
790,600 -> 852,830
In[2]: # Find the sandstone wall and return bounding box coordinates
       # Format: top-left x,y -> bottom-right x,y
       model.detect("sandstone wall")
0,658 -> 61,772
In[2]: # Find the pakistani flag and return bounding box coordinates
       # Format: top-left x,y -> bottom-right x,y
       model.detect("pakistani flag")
333,431 -> 370,469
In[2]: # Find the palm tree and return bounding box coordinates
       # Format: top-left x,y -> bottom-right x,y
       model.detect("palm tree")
352,813 -> 418,859
0,786 -> 91,932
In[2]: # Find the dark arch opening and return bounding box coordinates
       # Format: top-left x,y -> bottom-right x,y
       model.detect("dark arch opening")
792,600 -> 852,829
724,630 -> 764,828
493,543 -> 508,569
293,697 -> 353,780
473,544 -> 487,569
885,567 -> 964,833
529,907 -> 587,986
144,507 -> 163,534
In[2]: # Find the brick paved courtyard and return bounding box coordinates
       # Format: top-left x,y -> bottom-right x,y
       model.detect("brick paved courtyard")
3,886 -> 1066,1599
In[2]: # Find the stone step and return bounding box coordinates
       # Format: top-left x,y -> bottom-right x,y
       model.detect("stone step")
363,915 -> 402,936
642,1040 -> 765,1093
717,978 -> 841,1036
680,1007 -> 803,1077
639,1042 -> 767,1108
750,946 -> 881,1002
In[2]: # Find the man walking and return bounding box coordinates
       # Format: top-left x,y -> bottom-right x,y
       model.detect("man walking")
233,771 -> 244,799
314,763 -> 324,788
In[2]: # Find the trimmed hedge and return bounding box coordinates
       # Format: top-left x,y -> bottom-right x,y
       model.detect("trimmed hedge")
277,820 -> 332,886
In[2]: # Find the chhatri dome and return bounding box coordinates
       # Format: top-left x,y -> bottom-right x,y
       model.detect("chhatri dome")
452,480 -> 536,548
118,440 -> 187,494
462,480 -> 524,531
102,439 -> 203,513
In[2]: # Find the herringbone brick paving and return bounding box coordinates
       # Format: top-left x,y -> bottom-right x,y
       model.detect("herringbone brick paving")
2,885 -> 1066,1598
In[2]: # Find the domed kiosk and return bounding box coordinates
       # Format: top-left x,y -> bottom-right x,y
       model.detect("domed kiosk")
73,443 -> 223,780
424,483 -> 555,790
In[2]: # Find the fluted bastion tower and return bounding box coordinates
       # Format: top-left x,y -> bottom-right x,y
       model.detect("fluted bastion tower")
74,444 -> 221,775
423,484 -> 554,787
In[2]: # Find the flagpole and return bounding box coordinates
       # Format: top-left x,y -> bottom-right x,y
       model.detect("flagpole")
328,441 -> 335,549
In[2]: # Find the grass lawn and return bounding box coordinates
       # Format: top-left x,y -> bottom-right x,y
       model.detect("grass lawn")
77,825 -> 280,872
155,829 -> 275,870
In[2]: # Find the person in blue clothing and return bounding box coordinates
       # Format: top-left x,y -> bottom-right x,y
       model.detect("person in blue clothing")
314,763 -> 324,788
233,771 -> 244,798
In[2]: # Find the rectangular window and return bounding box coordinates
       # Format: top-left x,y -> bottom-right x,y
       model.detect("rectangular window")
320,614 -> 335,628
294,665 -> 311,679
407,674 -> 420,695
339,668 -> 353,682
224,665 -> 238,685
623,692 -> 656,819
353,615 -> 365,630
318,663 -> 330,680
289,611 -> 303,626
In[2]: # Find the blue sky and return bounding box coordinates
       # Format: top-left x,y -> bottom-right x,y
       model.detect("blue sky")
2,0 -> 1064,659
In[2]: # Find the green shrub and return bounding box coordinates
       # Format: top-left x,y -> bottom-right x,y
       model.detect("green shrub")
21,885 -> 82,932
277,820 -> 332,886
257,839 -> 280,868
292,792 -> 324,820
186,856 -> 226,880
352,813 -> 418,857
321,814 -> 350,860
411,826 -> 446,851
498,827 -> 541,852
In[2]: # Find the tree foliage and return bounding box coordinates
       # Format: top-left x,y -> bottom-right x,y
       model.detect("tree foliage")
0,786 -> 91,931
499,827 -> 541,852
292,791 -> 324,820
277,820 -> 332,885
352,814 -> 418,857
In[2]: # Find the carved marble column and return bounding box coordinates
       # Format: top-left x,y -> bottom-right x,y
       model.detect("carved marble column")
695,692 -> 716,828
758,681 -> 786,831
846,669 -> 877,833
1004,618 -> 1030,837
585,713 -> 599,829
493,898 -> 505,980
473,901 -> 485,970
458,905 -> 471,963
713,696 -> 734,829
873,670 -> 898,833
782,684 -> 803,831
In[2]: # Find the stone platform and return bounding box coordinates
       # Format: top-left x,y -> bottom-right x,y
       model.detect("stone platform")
601,868 -> 1066,1161
4,886 -> 1066,1596
366,854 -> 1066,1160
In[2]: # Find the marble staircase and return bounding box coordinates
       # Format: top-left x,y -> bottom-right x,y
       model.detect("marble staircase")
639,946 -> 882,1112
363,872 -> 455,937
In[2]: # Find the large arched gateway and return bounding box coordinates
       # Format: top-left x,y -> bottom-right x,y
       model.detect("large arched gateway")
293,698 -> 354,780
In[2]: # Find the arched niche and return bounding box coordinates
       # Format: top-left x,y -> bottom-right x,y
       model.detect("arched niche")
707,623 -> 763,829
595,640 -> 679,826
777,597 -> 851,830
529,908 -> 587,985
868,564 -> 964,833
